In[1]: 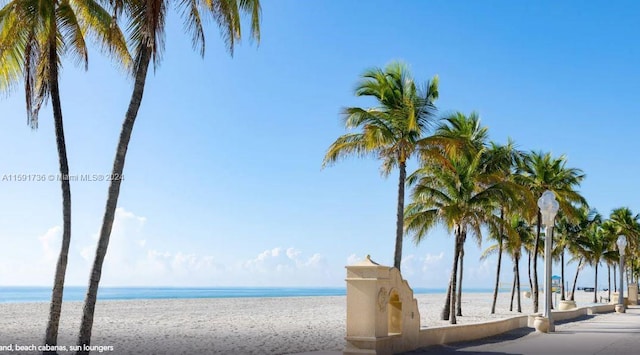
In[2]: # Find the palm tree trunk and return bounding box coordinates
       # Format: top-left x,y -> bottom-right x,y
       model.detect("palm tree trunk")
593,263 -> 598,303
456,237 -> 465,317
449,231 -> 461,325
608,264 -> 611,302
527,249 -> 533,299
394,161 -> 406,270
441,280 -> 452,320
516,254 -> 522,312
532,212 -> 542,313
76,46 -> 152,354
491,209 -> 504,314
570,257 -> 582,301
614,264 -> 617,292
510,261 -> 516,312
560,250 -> 565,300
43,35 -> 72,355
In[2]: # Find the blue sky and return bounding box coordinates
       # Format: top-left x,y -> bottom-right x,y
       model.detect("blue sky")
1,0 -> 639,290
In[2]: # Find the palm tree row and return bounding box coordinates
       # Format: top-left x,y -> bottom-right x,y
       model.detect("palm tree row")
2,0 -> 261,353
324,62 -> 640,324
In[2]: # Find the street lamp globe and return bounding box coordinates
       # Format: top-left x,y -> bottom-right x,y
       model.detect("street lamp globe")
537,190 -> 559,227
617,235 -> 627,254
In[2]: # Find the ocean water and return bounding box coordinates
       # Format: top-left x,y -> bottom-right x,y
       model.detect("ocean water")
0,286 -> 501,303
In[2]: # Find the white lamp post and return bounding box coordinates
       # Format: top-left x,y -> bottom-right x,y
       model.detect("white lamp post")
537,190 -> 559,332
616,235 -> 627,313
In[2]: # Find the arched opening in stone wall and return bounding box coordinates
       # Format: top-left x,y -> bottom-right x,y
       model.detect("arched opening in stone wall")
388,290 -> 402,335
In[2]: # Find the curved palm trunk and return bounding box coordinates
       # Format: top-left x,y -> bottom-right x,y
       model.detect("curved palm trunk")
76,46 -> 152,354
448,231 -> 462,324
593,263 -> 598,303
532,212 -> 542,313
456,238 -> 465,317
570,257 -> 582,301
491,209 -> 504,314
394,161 -> 406,270
560,250 -> 565,300
510,261 -> 516,311
43,34 -> 72,355
441,281 -> 452,320
516,254 -> 522,312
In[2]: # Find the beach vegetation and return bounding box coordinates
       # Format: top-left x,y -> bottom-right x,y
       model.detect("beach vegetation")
323,61 -> 439,270
75,0 -> 261,353
0,0 -> 129,351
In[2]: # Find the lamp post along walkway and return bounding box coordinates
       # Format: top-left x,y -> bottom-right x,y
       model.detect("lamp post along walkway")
616,235 -> 627,313
536,190 -> 559,333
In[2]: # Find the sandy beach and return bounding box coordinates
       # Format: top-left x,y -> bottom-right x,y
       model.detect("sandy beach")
0,291 -> 602,354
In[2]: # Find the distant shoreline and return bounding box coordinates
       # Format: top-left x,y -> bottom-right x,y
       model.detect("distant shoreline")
0,286 -> 513,303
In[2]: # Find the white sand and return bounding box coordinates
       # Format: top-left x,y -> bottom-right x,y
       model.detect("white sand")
0,290 -> 603,354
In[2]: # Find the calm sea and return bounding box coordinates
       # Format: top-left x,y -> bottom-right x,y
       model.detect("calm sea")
0,286 -> 501,303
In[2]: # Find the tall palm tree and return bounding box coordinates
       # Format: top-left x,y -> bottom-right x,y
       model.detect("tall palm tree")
405,114 -> 518,324
554,206 -> 591,300
566,210 -> 601,301
76,1 -> 261,352
323,62 -> 439,270
516,151 -> 586,312
0,1 -> 128,351
482,139 -> 528,314
580,221 -> 615,303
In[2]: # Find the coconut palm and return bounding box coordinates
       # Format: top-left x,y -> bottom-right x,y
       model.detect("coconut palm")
482,140 -> 528,314
607,207 -> 640,251
323,62 -> 439,270
516,151 -> 586,312
566,210 -> 601,301
481,214 -> 531,313
580,221 -> 616,303
0,1 -> 128,351
76,1 -> 261,352
554,206 -> 591,300
405,114 -> 519,324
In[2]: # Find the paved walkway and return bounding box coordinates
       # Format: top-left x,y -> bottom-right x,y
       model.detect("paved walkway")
296,306 -> 640,355
405,306 -> 640,354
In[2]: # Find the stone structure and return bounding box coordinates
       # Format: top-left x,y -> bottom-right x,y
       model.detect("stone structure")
344,256 -> 616,354
343,256 -> 420,355
628,283 -> 638,305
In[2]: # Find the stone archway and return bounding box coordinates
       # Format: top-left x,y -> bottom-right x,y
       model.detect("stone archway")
388,289 -> 402,335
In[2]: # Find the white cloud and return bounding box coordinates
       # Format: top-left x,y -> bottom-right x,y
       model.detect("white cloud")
78,208 -> 224,286
39,226 -> 62,263
0,208 -> 341,287
238,247 -> 333,285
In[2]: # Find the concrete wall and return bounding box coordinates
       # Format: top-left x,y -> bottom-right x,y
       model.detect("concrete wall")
416,304 -> 615,349
344,257 -> 616,354
418,316 -> 528,347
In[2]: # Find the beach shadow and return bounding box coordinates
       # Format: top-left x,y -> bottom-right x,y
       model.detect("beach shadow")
401,327 -> 534,354
554,314 -> 595,325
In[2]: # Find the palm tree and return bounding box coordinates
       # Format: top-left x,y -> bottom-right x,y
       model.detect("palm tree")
566,210 -> 601,301
580,221 -> 615,303
554,206 -> 591,300
516,151 -> 586,312
482,140 -> 528,314
76,1 -> 260,352
405,114 -> 518,324
323,62 -> 439,270
0,1 -> 128,351
607,207 -> 640,251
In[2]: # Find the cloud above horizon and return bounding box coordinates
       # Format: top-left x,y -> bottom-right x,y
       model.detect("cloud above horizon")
4,208 -> 338,286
